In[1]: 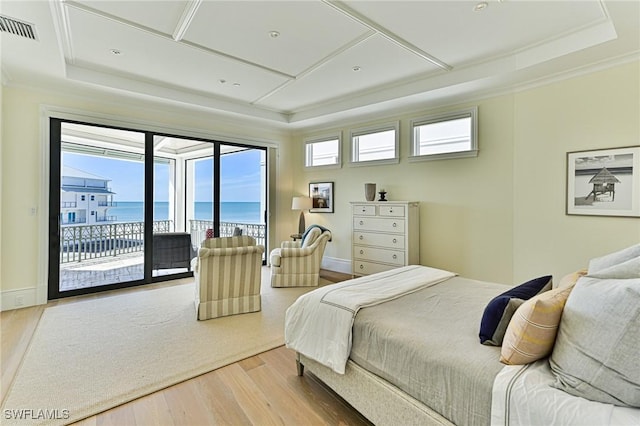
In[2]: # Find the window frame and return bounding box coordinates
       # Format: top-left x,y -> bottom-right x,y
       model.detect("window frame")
349,121 -> 400,166
409,107 -> 478,162
303,132 -> 342,170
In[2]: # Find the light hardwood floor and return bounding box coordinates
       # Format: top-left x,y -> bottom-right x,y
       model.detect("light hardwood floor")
1,270 -> 372,425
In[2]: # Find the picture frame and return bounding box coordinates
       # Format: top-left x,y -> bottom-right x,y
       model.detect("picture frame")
309,182 -> 334,213
566,146 -> 640,217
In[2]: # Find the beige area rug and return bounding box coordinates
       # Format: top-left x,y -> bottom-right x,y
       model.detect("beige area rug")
2,276 -> 327,425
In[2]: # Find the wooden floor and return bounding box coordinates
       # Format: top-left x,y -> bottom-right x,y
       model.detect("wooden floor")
1,270 -> 372,425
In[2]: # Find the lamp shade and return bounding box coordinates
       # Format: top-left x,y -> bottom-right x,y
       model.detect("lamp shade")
292,196 -> 313,210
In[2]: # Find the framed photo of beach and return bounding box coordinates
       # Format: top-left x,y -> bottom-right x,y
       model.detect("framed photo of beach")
566,146 -> 640,217
309,182 -> 334,213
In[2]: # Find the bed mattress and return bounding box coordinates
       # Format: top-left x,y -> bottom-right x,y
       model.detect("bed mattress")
349,276 -> 507,426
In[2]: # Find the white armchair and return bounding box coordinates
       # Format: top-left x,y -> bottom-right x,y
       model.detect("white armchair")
193,236 -> 265,320
269,226 -> 332,287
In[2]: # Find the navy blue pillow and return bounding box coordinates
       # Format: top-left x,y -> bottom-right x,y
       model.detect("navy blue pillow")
479,275 -> 552,346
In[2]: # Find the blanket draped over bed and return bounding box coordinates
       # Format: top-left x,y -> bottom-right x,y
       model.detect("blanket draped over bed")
284,265 -> 456,374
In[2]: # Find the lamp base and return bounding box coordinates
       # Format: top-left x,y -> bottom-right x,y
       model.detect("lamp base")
298,211 -> 306,234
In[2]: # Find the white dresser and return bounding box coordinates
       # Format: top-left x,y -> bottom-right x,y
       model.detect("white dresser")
351,201 -> 420,276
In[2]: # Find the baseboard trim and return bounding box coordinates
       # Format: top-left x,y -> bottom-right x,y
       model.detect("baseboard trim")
321,256 -> 351,275
1,287 -> 38,312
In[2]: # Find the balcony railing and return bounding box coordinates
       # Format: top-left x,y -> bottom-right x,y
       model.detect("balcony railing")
60,219 -> 266,264
96,215 -> 118,222
61,202 -> 77,208
189,220 -> 266,250
98,201 -> 117,207
60,220 -> 173,264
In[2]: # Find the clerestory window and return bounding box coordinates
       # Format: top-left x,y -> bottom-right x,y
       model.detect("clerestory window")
410,107 -> 478,161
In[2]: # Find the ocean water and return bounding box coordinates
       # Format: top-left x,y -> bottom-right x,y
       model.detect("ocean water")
109,201 -> 262,224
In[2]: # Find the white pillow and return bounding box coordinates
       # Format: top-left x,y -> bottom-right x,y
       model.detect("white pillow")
588,243 -> 640,274
549,276 -> 640,407
588,256 -> 640,279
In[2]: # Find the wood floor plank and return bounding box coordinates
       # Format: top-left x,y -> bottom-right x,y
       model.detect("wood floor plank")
130,391 -> 175,426
192,370 -> 252,426
162,379 -> 218,425
247,354 -> 327,425
95,403 -> 136,426
215,363 -> 284,425
259,347 -> 372,426
4,272 -> 372,426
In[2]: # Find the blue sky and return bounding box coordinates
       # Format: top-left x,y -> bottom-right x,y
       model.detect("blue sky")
62,149 -> 262,202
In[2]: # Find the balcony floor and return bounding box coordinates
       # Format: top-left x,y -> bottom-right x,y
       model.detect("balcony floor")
59,252 -> 190,292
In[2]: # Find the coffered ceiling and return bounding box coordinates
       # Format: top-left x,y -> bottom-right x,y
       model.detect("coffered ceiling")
1,1 -> 638,128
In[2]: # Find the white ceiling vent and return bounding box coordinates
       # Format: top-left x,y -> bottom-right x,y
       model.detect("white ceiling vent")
0,15 -> 38,41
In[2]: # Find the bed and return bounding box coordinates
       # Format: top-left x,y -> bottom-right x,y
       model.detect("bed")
285,260 -> 640,426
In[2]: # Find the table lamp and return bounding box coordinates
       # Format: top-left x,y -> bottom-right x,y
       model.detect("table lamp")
292,196 -> 313,234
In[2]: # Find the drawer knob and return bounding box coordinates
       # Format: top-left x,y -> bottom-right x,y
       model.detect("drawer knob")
359,235 -> 364,240
390,209 -> 393,213
392,254 -> 398,259
360,249 -> 364,255
362,208 -> 366,212
360,264 -> 364,270
392,222 -> 397,228
392,238 -> 397,243
359,220 -> 364,225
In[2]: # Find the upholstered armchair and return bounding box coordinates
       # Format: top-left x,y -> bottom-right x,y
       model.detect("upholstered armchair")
269,226 -> 332,288
193,236 -> 265,320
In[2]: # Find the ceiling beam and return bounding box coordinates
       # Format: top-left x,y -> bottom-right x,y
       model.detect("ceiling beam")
173,0 -> 202,42
321,0 -> 452,72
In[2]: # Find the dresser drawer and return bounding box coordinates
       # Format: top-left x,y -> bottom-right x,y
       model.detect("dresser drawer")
353,260 -> 398,276
353,217 -> 405,233
378,204 -> 405,217
353,231 -> 404,249
353,246 -> 405,265
352,204 -> 376,216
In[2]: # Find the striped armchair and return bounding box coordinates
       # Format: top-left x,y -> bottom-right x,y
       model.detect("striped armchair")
193,236 -> 265,320
269,227 -> 332,287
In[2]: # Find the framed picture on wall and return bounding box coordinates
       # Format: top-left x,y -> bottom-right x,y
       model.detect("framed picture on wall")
566,146 -> 640,217
309,182 -> 334,213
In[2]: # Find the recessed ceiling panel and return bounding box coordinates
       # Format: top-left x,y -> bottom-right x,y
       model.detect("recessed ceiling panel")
184,0 -> 371,76
74,0 -> 188,36
344,0 -> 609,66
257,34 -> 442,112
67,6 -> 289,102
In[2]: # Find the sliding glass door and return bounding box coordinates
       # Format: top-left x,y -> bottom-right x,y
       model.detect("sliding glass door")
52,122 -> 147,297
48,119 -> 267,299
187,145 -> 267,256
220,145 -> 266,252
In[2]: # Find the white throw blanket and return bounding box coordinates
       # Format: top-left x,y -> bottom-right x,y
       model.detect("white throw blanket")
284,265 -> 456,374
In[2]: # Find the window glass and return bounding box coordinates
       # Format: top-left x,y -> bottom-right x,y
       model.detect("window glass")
410,108 -> 477,160
304,134 -> 341,168
350,123 -> 399,165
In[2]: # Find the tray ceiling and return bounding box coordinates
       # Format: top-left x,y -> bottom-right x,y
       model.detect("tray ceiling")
1,1 -> 638,128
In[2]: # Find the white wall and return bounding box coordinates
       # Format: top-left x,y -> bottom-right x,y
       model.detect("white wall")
294,60 -> 640,285
0,85 -> 294,310
513,61 -> 640,282
2,60 -> 638,310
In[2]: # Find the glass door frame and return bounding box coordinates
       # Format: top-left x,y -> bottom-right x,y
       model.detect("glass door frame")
48,118 -> 268,300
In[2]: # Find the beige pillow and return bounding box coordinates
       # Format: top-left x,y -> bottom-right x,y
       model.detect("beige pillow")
556,269 -> 587,289
500,284 -> 574,365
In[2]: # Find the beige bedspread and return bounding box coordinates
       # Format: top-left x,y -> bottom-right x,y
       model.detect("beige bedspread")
349,276 -> 507,426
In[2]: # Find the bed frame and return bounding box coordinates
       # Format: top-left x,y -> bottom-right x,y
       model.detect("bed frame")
297,353 -> 454,426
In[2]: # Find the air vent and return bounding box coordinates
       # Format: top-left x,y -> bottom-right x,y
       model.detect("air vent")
0,15 -> 38,41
